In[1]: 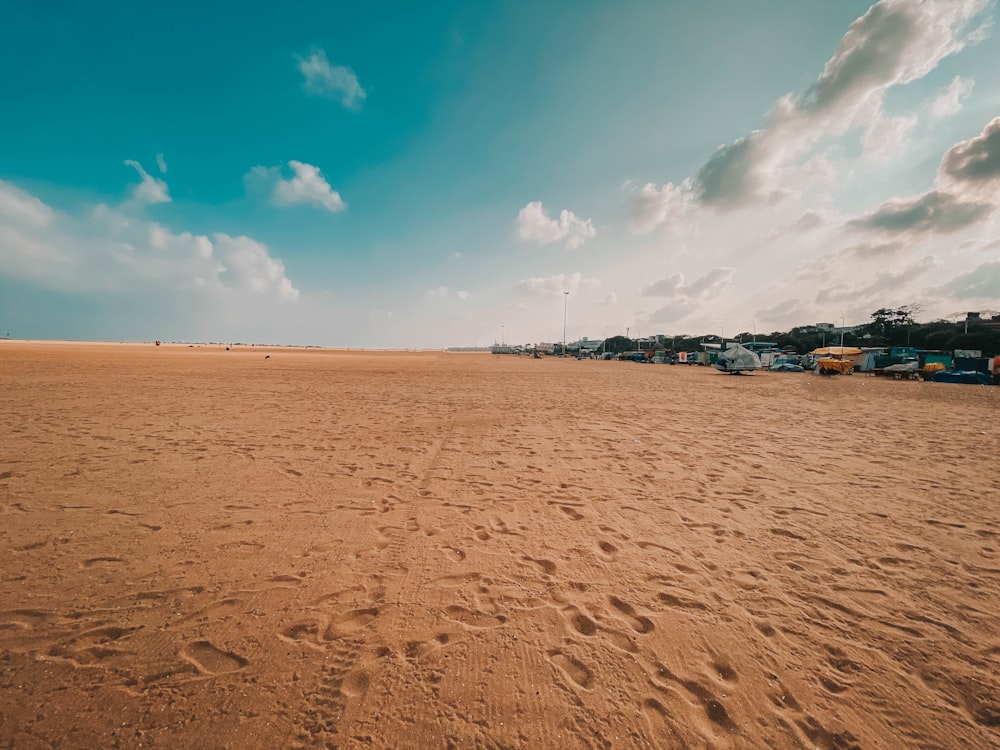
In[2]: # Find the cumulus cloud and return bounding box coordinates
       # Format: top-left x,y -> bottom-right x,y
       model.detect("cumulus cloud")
850,115 -> 1000,236
124,159 -> 170,205
694,135 -> 761,209
849,191 -> 992,234
627,181 -> 694,234
629,0 -> 992,223
456,290 -> 471,300
248,161 -> 346,212
297,50 -> 366,109
931,75 -> 975,118
0,178 -> 298,302
515,201 -> 596,248
215,234 -> 299,301
0,180 -> 54,227
515,272 -> 599,296
939,115 -> 1000,188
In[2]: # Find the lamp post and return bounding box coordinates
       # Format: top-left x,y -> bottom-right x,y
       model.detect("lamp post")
562,291 -> 569,357
501,325 -> 504,346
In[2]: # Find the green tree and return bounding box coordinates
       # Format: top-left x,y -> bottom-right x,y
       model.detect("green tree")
864,306 -> 919,346
602,335 -> 634,354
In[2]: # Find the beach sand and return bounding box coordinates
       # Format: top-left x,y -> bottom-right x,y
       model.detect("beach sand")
1,342 -> 998,749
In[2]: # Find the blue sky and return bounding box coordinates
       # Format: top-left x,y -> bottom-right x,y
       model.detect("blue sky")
2,0 -> 999,347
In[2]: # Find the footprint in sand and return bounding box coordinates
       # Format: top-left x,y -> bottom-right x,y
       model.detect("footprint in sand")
523,556 -> 557,575
657,590 -> 709,612
643,697 -> 684,739
280,620 -> 323,646
405,633 -> 453,660
181,640 -> 248,675
609,596 -> 655,634
547,650 -> 594,690
325,607 -> 380,638
596,540 -> 618,561
442,605 -> 506,629
561,606 -> 598,636
440,545 -> 467,561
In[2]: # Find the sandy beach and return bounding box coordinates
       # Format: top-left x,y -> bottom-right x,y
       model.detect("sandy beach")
1,341 -> 998,749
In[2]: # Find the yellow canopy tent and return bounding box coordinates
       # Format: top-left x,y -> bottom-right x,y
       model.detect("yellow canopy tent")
811,346 -> 863,374
810,346 -> 863,356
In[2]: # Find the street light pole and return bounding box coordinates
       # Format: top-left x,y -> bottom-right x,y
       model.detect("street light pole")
562,291 -> 569,357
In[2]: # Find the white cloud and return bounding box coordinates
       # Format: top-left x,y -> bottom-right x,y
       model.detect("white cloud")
250,161 -> 346,212
791,210 -> 826,233
214,234 -> 299,301
939,115 -> 1000,193
850,115 -> 1000,236
930,75 -> 975,118
859,109 -> 919,162
642,267 -> 734,299
641,267 -> 735,325
627,181 -> 694,234
456,290 -> 471,300
515,272 -> 599,296
0,178 -> 297,303
156,153 -> 168,174
850,190 -> 992,235
426,286 -> 449,298
124,159 -> 170,205
0,180 -> 54,227
515,201 -> 596,248
297,50 -> 366,109
631,0 -> 994,215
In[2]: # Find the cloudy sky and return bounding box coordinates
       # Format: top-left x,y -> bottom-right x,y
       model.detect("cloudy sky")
2,0 -> 999,347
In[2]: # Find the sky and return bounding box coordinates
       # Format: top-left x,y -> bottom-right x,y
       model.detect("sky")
2,0 -> 999,348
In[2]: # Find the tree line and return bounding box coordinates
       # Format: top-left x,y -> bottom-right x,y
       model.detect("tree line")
597,307 -> 1000,356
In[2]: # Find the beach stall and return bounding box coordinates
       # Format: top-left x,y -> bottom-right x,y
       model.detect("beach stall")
810,346 -> 863,375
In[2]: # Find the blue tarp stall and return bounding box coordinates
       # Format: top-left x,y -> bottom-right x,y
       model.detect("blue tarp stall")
953,357 -> 990,373
931,370 -> 990,385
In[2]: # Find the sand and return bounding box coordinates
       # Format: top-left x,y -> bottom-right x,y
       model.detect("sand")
1,341 -> 998,749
